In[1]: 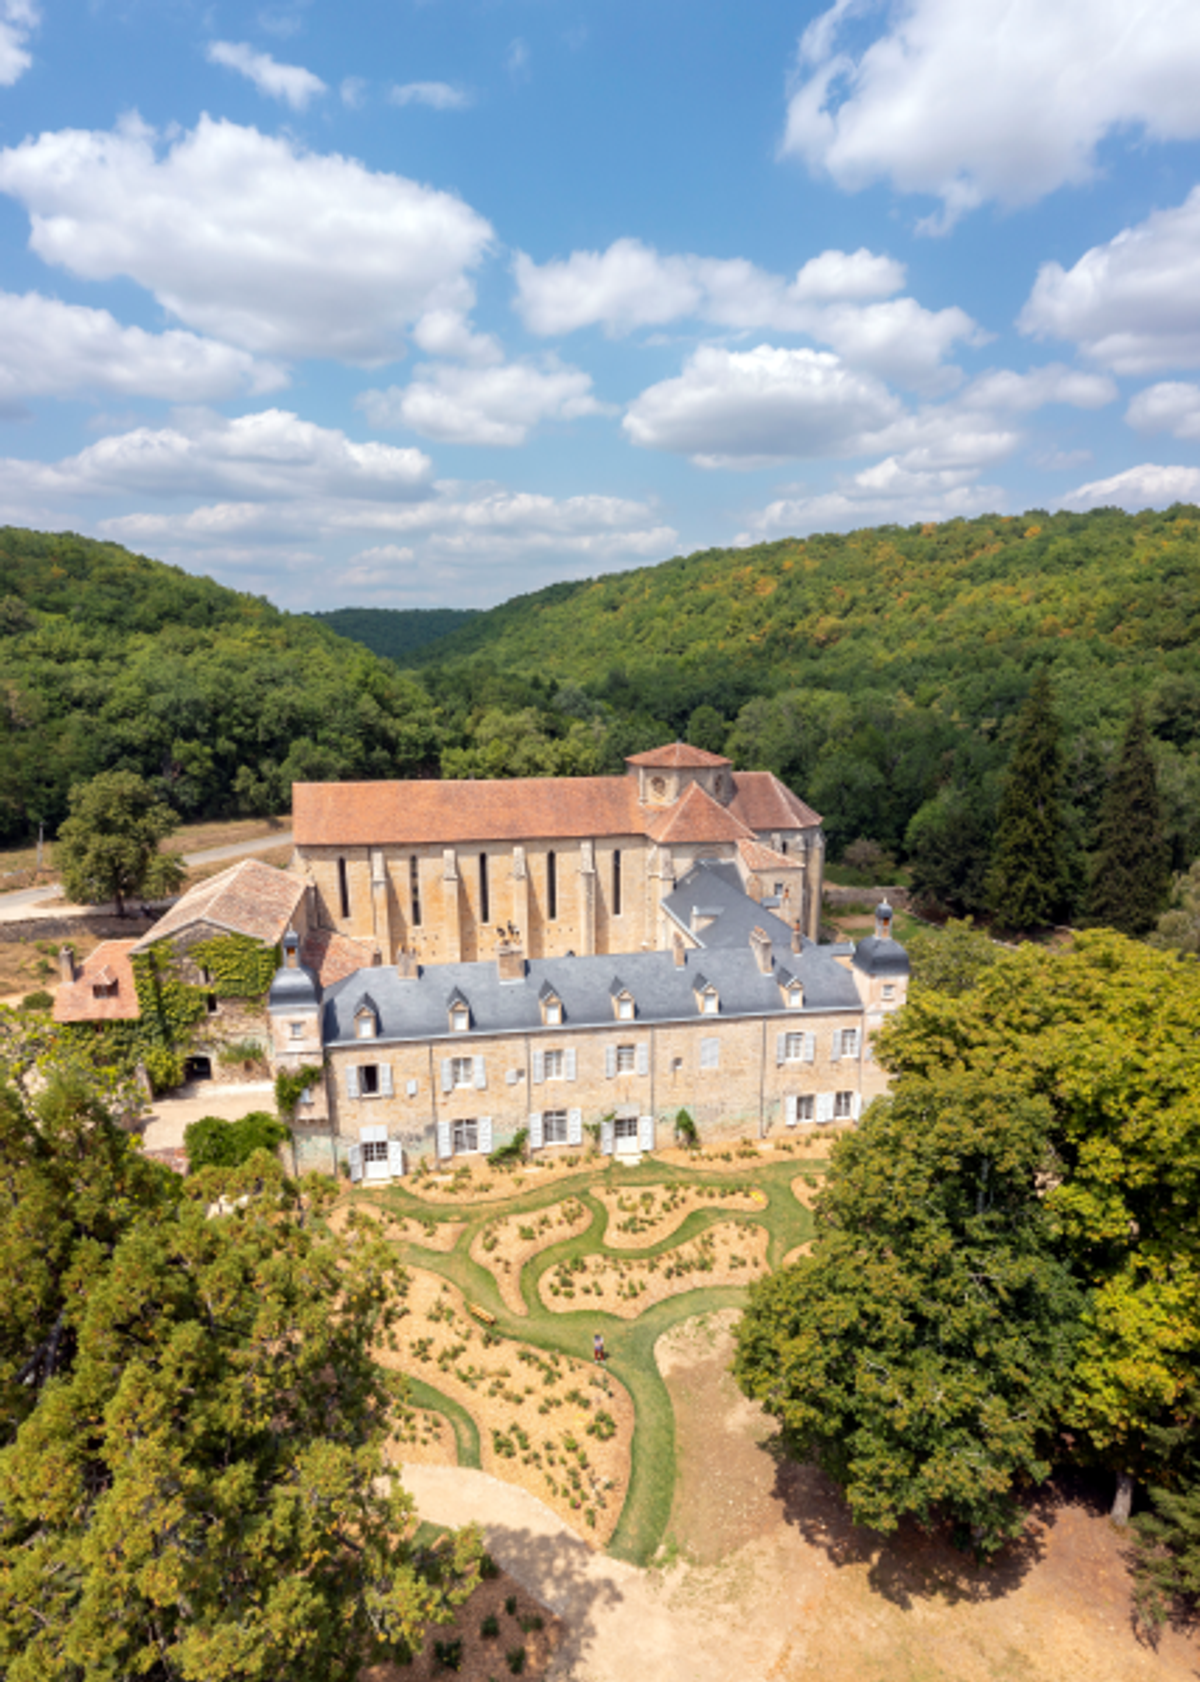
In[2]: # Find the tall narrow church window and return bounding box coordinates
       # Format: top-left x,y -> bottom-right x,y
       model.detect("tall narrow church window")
547,850 -> 558,921
410,856 -> 422,926
479,852 -> 490,925
612,848 -> 622,916
337,857 -> 350,920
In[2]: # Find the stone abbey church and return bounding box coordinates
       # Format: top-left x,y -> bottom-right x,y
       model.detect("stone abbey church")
273,742 -> 909,1179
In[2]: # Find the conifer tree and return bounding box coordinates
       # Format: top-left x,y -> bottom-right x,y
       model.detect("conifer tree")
986,670 -> 1067,930
1087,701 -> 1171,936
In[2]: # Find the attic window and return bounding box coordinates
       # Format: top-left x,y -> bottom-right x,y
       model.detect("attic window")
614,992 -> 635,1022
782,979 -> 804,1009
451,1006 -> 469,1032
356,1015 -> 376,1039
542,994 -> 563,1026
882,984 -> 896,1001
92,979 -> 119,999
701,991 -> 719,1015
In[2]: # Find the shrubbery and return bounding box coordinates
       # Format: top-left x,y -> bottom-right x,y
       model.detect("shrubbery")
184,1110 -> 290,1172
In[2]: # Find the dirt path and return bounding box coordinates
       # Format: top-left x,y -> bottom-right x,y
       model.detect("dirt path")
401,1317 -> 1200,1682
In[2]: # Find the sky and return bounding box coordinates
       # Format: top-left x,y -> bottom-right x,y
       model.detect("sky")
2,2 -> 1200,611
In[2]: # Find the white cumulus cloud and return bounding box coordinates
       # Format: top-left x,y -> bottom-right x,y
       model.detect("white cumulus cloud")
0,115 -> 494,364
357,359 -> 607,447
389,81 -> 472,110
737,464 -> 1006,543
0,0 -> 37,86
0,291 -> 285,403
206,41 -> 327,110
1126,381 -> 1200,438
623,344 -> 903,467
960,364 -> 1117,412
1019,188 -> 1200,373
1065,462 -> 1200,509
782,0 -> 1200,230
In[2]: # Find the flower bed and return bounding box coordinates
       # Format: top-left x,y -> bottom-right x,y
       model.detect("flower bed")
596,1182 -> 763,1249
470,1197 -> 593,1315
540,1220 -> 771,1318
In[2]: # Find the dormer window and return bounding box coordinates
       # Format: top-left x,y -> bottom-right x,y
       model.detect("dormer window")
539,982 -> 563,1027
693,974 -> 719,1016
353,995 -> 380,1039
452,1006 -> 469,1032
778,972 -> 805,1010
610,979 -> 635,1021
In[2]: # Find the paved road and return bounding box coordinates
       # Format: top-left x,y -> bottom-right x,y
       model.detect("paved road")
0,830 -> 294,924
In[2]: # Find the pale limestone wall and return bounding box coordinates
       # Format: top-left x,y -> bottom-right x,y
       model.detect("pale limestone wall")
321,1005 -> 875,1165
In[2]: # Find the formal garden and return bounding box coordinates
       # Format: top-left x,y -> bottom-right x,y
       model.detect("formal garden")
333,1136 -> 830,1566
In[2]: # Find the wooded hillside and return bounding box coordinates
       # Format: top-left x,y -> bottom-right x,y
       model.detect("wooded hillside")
308,605 -> 477,665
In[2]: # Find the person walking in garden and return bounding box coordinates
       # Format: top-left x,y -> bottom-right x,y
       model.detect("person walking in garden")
593,1332 -> 606,1364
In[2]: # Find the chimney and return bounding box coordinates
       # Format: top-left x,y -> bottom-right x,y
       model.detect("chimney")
58,944 -> 77,984
496,940 -> 526,983
673,935 -> 686,968
791,921 -> 803,955
746,875 -> 763,902
396,948 -> 419,980
749,926 -> 773,974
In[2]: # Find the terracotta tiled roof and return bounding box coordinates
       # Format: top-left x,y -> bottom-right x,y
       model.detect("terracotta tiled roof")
132,858 -> 305,952
294,775 -> 645,847
53,940 -> 141,1023
737,837 -> 799,873
647,780 -> 756,845
626,741 -> 730,769
729,772 -> 822,832
300,928 -> 380,988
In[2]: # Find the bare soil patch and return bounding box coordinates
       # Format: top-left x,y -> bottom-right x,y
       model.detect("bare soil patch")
790,1171 -> 823,1209
364,1563 -> 563,1682
470,1197 -> 592,1315
781,1244 -> 812,1266
597,1181 -> 764,1248
385,1270 -> 633,1546
387,1407 -> 457,1468
540,1220 -> 770,1317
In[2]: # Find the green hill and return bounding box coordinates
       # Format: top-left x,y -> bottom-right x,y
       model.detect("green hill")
308,606 -> 478,665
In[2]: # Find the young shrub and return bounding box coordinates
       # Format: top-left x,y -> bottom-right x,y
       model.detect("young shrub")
433,1636 -> 464,1670
480,1613 -> 500,1639
20,990 -> 53,1012
487,1127 -> 528,1168
505,1648 -> 526,1675
674,1109 -> 699,1149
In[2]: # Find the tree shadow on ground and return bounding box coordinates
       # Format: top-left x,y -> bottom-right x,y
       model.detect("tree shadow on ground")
764,1440 -> 1060,1610
475,1521 -> 627,1673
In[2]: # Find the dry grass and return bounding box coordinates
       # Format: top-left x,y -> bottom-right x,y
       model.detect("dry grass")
0,814 -> 291,881
596,1182 -> 764,1249
470,1198 -> 593,1315
540,1220 -> 771,1319
407,1152 -> 605,1204
177,843 -> 294,890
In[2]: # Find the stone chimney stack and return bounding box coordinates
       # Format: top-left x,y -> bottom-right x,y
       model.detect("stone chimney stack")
496,940 -> 526,983
673,935 -> 686,969
58,944 -> 77,984
396,948 -> 419,980
791,921 -> 803,955
749,926 -> 773,974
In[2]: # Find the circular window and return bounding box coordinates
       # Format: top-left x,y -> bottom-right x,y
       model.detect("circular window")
651,775 -> 667,796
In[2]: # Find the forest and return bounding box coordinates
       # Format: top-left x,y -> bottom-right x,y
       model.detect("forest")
2,509 -> 1199,929
308,605 -> 478,665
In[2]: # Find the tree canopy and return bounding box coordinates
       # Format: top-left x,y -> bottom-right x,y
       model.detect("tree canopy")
56,770 -> 185,914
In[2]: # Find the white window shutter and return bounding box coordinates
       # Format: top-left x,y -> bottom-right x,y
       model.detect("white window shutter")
639,1115 -> 655,1152
348,1142 -> 363,1183
532,1049 -> 544,1084
605,1045 -> 617,1079
851,1091 -> 862,1120
441,1057 -> 453,1094
775,1031 -> 787,1065
804,1032 -> 816,1063
528,1111 -> 544,1150
387,1138 -> 405,1177
360,1124 -> 386,1144
474,1055 -> 487,1090
437,1120 -> 452,1159
830,1032 -> 842,1062
816,1092 -> 835,1123
564,1047 -> 577,1081
785,1094 -> 798,1127
406,1077 -> 418,1097
636,1042 -> 650,1077
346,1065 -> 360,1099
478,1117 -> 493,1155
600,1116 -> 615,1155
700,1036 -> 719,1070
380,1063 -> 394,1097
567,1107 -> 583,1146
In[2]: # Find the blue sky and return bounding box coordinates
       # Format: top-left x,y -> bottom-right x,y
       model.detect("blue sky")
2,1 -> 1200,610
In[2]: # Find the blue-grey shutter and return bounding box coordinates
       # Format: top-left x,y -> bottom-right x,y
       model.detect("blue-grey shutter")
600,1116 -> 615,1155
473,1055 -> 487,1090
346,1065 -> 360,1099
831,1031 -> 842,1062
775,1032 -> 787,1065
638,1115 -> 655,1152
379,1063 -> 394,1097
349,1142 -> 363,1183
387,1138 -> 405,1177
478,1117 -> 493,1155
785,1094 -> 798,1127
529,1111 -> 544,1150
567,1107 -> 583,1146
532,1049 -> 544,1084
804,1032 -> 816,1063
700,1036 -> 719,1070
564,1047 -> 577,1081
605,1045 -> 617,1079
437,1119 -> 452,1158
636,1042 -> 650,1077
441,1057 -> 453,1094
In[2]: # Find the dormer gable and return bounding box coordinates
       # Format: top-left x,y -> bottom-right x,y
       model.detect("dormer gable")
777,970 -> 805,1010
353,993 -> 380,1038
610,978 -> 636,1021
692,973 -> 720,1015
446,987 -> 471,1032
538,981 -> 564,1026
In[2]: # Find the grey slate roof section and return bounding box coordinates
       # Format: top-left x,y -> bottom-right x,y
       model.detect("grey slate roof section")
662,860 -> 799,952
353,992 -> 379,1019
267,961 -> 321,1014
852,935 -> 911,977
321,938 -> 862,1046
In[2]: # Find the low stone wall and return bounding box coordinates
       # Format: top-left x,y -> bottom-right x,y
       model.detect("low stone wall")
822,885 -> 910,910
0,909 -> 163,944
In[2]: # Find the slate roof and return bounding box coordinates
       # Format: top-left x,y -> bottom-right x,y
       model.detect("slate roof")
321,936 -> 863,1046
132,858 -> 305,952
626,742 -> 730,769
852,935 -> 911,978
662,860 -> 800,951
53,940 -> 141,1023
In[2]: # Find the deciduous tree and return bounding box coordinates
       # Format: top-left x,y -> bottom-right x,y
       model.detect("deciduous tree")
56,770 -> 185,915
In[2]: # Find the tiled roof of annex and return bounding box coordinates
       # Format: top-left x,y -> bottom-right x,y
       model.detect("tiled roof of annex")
131,858 -> 305,952
54,940 -> 141,1023
728,771 -> 822,832
646,779 -> 755,845
626,741 -> 730,768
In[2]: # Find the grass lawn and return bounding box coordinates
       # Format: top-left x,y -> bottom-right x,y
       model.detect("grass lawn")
340,1144 -> 833,1566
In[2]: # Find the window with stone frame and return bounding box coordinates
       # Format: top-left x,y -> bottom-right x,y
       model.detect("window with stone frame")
543,1049 -> 565,1080
359,1064 -> 380,1096
542,1109 -> 569,1144
452,1119 -> 479,1154
834,1090 -> 855,1119
615,1043 -> 636,1074
795,1095 -> 815,1122
450,1056 -> 475,1087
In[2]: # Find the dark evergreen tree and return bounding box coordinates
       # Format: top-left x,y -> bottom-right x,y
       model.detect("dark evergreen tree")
1087,701 -> 1172,936
1131,1397 -> 1200,1631
986,670 -> 1068,930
